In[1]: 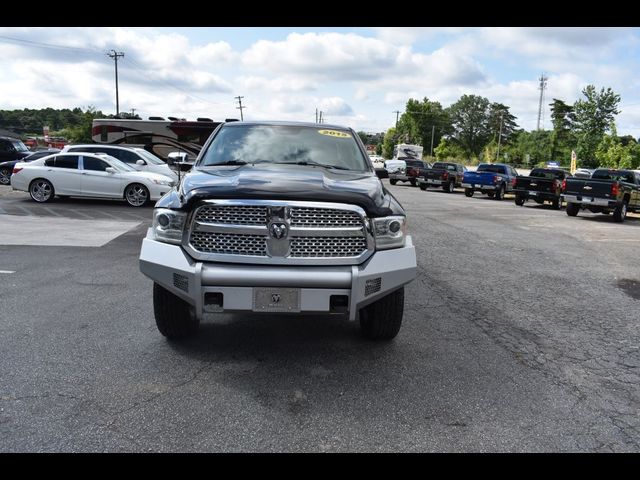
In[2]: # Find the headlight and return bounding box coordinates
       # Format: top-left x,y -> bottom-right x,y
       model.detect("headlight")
152,178 -> 175,186
372,215 -> 407,250
152,208 -> 186,244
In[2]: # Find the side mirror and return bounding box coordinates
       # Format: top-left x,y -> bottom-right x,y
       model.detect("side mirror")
136,159 -> 145,166
105,167 -> 116,174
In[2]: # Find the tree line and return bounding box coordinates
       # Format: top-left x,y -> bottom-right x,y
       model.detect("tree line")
361,85 -> 637,170
0,107 -> 140,144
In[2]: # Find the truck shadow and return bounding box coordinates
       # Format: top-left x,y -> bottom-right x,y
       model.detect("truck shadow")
567,213 -> 640,225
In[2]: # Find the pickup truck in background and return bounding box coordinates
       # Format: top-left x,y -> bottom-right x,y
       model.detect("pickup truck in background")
461,163 -> 518,200
563,168 -> 640,222
389,159 -> 430,187
513,168 -> 571,209
418,162 -> 466,192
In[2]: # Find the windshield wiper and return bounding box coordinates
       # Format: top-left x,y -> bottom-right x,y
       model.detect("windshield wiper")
274,160 -> 350,170
214,160 -> 248,166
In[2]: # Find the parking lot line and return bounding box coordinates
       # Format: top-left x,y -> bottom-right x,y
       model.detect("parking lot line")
0,270 -> 15,274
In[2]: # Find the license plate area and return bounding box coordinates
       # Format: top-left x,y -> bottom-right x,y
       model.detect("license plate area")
253,287 -> 300,312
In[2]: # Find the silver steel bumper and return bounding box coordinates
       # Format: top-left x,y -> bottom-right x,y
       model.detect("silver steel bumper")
562,195 -> 614,207
139,229 -> 417,321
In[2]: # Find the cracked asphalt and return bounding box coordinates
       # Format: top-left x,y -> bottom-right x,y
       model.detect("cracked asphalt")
1,181 -> 639,452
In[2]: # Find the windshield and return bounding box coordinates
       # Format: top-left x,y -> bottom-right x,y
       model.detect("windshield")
477,164 -> 505,174
200,125 -> 369,171
103,155 -> 136,172
433,162 -> 456,171
530,169 -> 563,179
12,141 -> 29,152
135,149 -> 165,165
592,169 -> 633,182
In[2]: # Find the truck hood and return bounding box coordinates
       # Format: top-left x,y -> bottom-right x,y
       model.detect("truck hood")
160,164 -> 401,217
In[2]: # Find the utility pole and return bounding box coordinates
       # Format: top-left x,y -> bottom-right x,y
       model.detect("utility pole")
235,96 -> 245,121
393,110 -> 400,129
430,125 -> 435,157
315,108 -> 318,123
496,114 -> 504,163
107,50 -> 125,116
537,74 -> 548,130
130,108 -> 136,118
319,111 -> 323,124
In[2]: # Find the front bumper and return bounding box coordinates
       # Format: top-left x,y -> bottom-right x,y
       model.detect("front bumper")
139,229 -> 417,321
389,173 -> 411,182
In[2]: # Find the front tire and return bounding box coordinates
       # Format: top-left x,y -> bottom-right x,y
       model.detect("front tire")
359,288 -> 404,340
465,188 -> 474,197
566,203 -> 580,217
153,283 -> 199,339
390,179 -> 397,185
124,183 -> 149,207
553,197 -> 562,210
419,183 -> 427,191
29,178 -> 55,203
515,195 -> 525,206
409,179 -> 416,187
494,184 -> 505,200
0,167 -> 11,185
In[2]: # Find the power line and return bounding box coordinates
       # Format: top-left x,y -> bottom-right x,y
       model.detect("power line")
235,96 -> 245,121
0,35 -> 104,54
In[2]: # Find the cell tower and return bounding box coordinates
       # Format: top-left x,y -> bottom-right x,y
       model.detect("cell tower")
537,73 -> 548,130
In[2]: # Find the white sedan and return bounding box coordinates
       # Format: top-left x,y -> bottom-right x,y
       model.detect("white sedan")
10,152 -> 176,207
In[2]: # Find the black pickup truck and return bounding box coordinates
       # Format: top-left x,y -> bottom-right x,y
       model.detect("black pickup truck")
513,168 -> 571,209
418,162 -> 466,192
139,121 -> 417,341
563,168 -> 640,222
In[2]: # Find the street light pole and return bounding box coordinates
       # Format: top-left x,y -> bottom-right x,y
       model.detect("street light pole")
496,114 -> 504,163
107,50 -> 125,116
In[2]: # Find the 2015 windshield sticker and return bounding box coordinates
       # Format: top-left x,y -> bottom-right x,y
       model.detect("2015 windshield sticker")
318,129 -> 351,138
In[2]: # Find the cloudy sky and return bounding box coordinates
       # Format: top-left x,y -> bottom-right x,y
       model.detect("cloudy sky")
1,27 -> 640,137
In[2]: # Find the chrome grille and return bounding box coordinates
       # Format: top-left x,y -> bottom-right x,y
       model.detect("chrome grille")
289,237 -> 367,257
187,201 -> 372,264
190,231 -> 267,256
195,205 -> 267,225
290,207 -> 362,227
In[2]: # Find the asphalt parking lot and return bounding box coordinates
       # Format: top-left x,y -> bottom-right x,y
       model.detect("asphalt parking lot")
1,182 -> 639,452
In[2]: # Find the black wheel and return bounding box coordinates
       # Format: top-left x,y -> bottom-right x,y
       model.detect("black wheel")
153,283 -> 199,339
494,184 -> 505,200
124,183 -> 149,207
419,183 -> 427,191
29,178 -> 55,203
448,181 -> 456,193
359,288 -> 404,340
553,197 -> 562,210
515,195 -> 525,206
464,188 -> 474,197
390,179 -> 397,185
409,179 -> 416,187
487,191 -> 495,198
613,201 -> 628,223
0,167 -> 11,185
566,203 -> 580,217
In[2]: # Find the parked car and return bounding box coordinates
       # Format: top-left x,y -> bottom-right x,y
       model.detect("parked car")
0,148 -> 60,185
62,144 -> 178,181
11,152 -> 176,207
562,168 -> 640,222
418,162 -> 467,192
0,137 -> 32,181
389,159 -> 430,186
573,168 -> 594,179
461,163 -> 518,200
384,159 -> 405,174
513,167 -> 571,209
368,154 -> 385,169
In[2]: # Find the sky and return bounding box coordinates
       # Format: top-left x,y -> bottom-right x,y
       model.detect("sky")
1,27 -> 640,139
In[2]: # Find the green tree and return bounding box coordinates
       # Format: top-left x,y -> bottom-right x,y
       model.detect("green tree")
446,94 -> 492,159
549,98 -> 576,162
382,127 -> 398,159
433,137 -> 466,160
396,97 -> 451,154
573,85 -> 621,168
487,103 -> 518,145
595,123 -> 639,169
